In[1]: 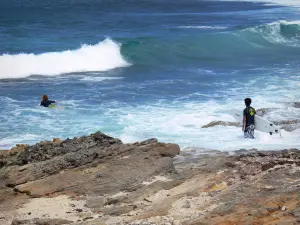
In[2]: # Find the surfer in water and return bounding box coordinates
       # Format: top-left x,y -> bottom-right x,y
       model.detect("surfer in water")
242,98 -> 256,139
40,95 -> 56,107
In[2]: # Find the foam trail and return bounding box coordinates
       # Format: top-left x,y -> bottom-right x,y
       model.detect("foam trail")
178,26 -> 227,29
220,0 -> 300,7
0,39 -> 130,79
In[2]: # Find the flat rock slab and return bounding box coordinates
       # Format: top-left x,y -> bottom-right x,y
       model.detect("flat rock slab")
1,132 -> 300,225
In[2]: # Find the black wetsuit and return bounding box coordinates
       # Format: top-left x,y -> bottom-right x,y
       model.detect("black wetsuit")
243,106 -> 256,138
40,100 -> 55,107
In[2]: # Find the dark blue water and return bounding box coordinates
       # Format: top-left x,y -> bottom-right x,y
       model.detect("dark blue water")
0,0 -> 300,150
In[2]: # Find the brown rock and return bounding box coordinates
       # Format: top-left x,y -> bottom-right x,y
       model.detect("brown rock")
1,131 -> 300,225
155,144 -> 180,157
201,121 -> 239,128
11,218 -> 71,225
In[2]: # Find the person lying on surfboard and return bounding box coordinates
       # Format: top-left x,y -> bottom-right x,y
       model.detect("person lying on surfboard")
242,98 -> 256,139
40,95 -> 56,107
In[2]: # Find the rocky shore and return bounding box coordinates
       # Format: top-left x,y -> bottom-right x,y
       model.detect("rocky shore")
0,131 -> 300,225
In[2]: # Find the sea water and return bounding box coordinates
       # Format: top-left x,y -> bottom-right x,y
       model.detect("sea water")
0,0 -> 300,150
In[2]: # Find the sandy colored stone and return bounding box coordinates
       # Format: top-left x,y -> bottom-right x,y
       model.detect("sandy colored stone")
0,132 -> 300,225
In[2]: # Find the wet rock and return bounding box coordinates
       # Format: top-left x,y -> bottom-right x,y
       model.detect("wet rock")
280,123 -> 300,132
256,108 -> 278,117
291,102 -> 300,108
201,121 -> 239,128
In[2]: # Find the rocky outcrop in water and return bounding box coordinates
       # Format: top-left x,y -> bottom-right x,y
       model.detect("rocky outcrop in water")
0,132 -> 300,225
290,102 -> 300,108
201,121 -> 239,128
202,107 -> 300,132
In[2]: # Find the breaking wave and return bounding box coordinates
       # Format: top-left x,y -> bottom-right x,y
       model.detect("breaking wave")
0,38 -> 130,79
121,20 -> 300,65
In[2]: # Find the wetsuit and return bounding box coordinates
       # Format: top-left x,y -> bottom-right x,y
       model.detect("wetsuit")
243,106 -> 256,139
40,100 -> 55,107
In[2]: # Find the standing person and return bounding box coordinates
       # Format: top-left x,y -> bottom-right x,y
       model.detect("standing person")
242,98 -> 256,139
40,95 -> 56,107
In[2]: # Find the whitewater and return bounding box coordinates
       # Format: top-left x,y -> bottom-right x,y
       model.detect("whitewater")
0,0 -> 300,151
0,39 -> 129,79
221,0 -> 300,7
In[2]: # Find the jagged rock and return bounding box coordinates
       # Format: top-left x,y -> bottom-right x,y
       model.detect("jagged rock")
1,131 -> 180,200
10,144 -> 29,156
202,121 -> 239,128
52,138 -> 62,143
1,131 -> 300,225
15,132 -> 122,165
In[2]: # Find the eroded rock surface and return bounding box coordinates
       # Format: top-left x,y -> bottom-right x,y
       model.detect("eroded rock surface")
0,132 -> 180,225
0,132 -> 299,225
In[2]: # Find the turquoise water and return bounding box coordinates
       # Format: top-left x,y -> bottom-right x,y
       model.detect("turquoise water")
0,0 -> 300,150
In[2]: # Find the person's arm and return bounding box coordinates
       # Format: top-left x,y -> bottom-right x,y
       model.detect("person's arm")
242,109 -> 246,131
49,100 -> 56,103
253,108 -> 256,125
242,116 -> 246,131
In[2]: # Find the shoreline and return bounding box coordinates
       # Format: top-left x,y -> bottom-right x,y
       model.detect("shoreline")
1,105 -> 300,152
1,131 -> 300,224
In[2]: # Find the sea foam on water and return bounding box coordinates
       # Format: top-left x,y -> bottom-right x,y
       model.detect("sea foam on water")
0,38 -> 130,79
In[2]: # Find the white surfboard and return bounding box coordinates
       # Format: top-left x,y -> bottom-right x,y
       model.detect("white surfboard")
230,109 -> 280,135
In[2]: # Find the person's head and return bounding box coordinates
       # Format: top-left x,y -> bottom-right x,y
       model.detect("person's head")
244,98 -> 252,107
42,95 -> 48,101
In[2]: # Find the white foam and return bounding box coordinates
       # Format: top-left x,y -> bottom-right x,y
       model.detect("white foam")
279,20 -> 300,25
0,134 -> 39,149
80,76 -> 123,82
1,94 -> 300,151
243,20 -> 300,45
118,100 -> 300,151
117,72 -> 300,151
0,38 -> 130,79
1,68 -> 299,151
220,0 -> 300,7
178,26 -> 227,30
0,96 -> 19,103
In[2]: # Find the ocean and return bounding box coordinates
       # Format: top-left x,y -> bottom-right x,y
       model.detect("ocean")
0,0 -> 300,151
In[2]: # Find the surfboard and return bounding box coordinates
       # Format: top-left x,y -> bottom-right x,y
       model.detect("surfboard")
49,104 -> 55,109
230,109 -> 280,135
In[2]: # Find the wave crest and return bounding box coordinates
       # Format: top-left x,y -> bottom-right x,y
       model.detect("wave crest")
178,25 -> 227,30
0,38 -> 130,79
244,20 -> 300,44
